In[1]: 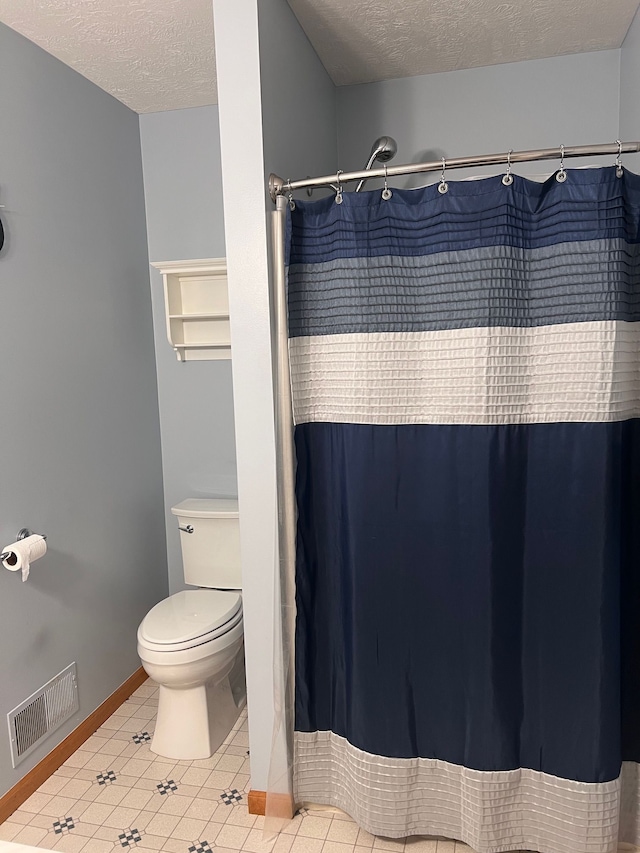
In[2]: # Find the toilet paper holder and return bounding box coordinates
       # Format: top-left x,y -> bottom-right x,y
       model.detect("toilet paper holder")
1,528 -> 47,563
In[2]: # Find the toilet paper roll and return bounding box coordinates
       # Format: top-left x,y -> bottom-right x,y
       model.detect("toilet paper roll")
1,534 -> 47,582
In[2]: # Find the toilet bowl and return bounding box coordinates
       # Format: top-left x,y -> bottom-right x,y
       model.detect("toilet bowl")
137,587 -> 245,760
138,498 -> 244,760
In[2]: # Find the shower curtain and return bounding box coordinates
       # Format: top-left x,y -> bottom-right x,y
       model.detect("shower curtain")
284,167 -> 640,853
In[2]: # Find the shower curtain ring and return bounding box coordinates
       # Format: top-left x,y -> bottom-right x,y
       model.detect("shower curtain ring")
382,163 -> 393,200
615,139 -> 624,178
502,149 -> 514,186
286,179 -> 296,211
438,157 -> 449,194
556,144 -> 567,183
335,170 -> 344,205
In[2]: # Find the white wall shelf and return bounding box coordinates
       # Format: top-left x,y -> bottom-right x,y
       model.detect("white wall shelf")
151,258 -> 230,362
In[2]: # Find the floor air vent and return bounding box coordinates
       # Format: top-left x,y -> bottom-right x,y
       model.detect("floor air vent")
7,662 -> 78,767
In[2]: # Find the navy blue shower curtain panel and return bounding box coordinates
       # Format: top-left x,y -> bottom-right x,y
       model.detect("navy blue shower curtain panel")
285,168 -> 640,853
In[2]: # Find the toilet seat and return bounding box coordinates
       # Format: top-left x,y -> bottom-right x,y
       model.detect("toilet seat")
138,589 -> 242,653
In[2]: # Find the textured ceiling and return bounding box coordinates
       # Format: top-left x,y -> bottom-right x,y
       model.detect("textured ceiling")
287,0 -> 640,86
0,0 -> 217,113
0,0 -> 639,113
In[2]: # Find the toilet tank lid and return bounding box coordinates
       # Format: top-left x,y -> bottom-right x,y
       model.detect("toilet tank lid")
171,498 -> 239,518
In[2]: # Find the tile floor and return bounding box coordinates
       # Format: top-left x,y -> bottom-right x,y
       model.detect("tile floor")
0,681 -> 634,853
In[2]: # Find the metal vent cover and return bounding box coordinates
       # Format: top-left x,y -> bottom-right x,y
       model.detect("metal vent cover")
7,662 -> 78,767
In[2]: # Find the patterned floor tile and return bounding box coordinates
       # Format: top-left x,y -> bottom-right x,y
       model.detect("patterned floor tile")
52,833 -> 89,852
136,832 -> 166,851
219,788 -> 243,806
40,796 -> 86,819
53,817 -> 77,834
324,842 -> 362,853
20,792 -> 54,813
57,766 -> 80,779
242,827 -> 275,853
189,756 -> 220,771
59,780 -> 95,800
12,824 -> 50,845
106,757 -> 138,775
103,806 -> 144,830
224,808 -> 256,830
200,821 -> 224,843
158,796 -> 193,819
111,702 -> 138,718
118,827 -> 143,848
375,840 -> 406,852
214,823 -> 251,849
272,836 -> 294,853
214,754 -> 244,774
0,682 -> 550,853
356,828 -> 377,848
205,771 -> 236,790
169,785 -> 200,800
177,768 -> 209,788
144,812 -> 181,838
120,719 -> 152,735
0,821 -> 22,841
38,776 -> 72,796
96,787 -> 130,808
128,711 -> 156,726
223,745 -> 249,758
82,839 -> 118,853
14,813 -> 55,831
156,780 -> 179,797
7,810 -> 33,826
109,730 -> 138,743
72,821 -> 103,838
297,816 -> 332,840
101,718 -> 124,732
230,731 -> 249,748
118,790 -> 156,812
121,759 -> 154,778
73,769 -> 106,784
182,800 -> 219,823
327,820 -> 360,844
79,802 -> 117,826
127,776 -> 159,793
169,816 -> 208,842
96,771 -> 119,786
288,836 -> 324,853
231,773 -> 250,793
83,754 -> 117,772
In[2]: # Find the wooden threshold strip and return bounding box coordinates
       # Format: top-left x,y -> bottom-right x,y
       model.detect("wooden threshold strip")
247,789 -> 295,819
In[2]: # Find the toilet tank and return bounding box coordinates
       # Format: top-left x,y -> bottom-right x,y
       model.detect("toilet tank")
171,499 -> 241,589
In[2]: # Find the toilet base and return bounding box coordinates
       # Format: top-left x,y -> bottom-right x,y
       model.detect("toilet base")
151,672 -> 243,761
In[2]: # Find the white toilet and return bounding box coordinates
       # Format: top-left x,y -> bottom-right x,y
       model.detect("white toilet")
137,498 -> 245,761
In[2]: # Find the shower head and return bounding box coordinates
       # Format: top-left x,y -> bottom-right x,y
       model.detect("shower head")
356,136 -> 398,191
369,136 -> 398,164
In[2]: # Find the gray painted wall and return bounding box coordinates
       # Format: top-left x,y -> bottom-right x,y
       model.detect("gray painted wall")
621,7 -> 640,172
139,107 -> 236,595
255,0 -> 338,792
259,1 -> 338,190
337,50 -> 621,188
0,23 -> 167,796
211,0 -> 338,792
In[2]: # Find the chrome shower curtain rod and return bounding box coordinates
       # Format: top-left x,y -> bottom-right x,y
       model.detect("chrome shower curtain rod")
269,141 -> 640,201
